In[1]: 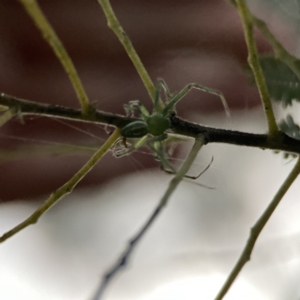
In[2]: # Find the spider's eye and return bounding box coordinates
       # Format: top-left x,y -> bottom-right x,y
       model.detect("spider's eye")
147,114 -> 170,136
121,121 -> 148,138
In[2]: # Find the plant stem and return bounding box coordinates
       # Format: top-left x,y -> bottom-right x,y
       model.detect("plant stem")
215,156 -> 300,300
2,93 -> 300,154
97,0 -> 158,105
18,0 -> 90,115
236,0 -> 278,136
0,128 -> 120,243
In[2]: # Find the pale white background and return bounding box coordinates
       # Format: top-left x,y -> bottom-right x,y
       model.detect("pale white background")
1,109 -> 300,300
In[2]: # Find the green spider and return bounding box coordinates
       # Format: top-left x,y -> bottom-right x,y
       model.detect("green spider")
120,78 -> 229,143
115,79 -> 229,179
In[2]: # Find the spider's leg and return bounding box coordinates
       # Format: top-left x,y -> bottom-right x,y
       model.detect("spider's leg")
111,137 -> 129,157
153,79 -> 175,112
113,135 -> 148,158
187,156 -> 214,179
147,137 -> 176,171
161,83 -> 230,117
147,136 -> 210,181
123,100 -> 150,119
124,102 -> 136,117
160,156 -> 213,179
159,156 -> 215,189
153,82 -> 162,113
157,78 -> 171,96
148,136 -> 214,184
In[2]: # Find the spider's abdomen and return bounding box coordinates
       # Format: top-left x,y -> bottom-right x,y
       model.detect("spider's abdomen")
121,121 -> 149,138
146,114 -> 170,136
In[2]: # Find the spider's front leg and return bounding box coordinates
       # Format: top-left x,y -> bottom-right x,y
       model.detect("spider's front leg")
123,100 -> 149,118
112,137 -> 136,157
147,134 -> 214,184
155,78 -> 174,106
161,82 -> 230,117
146,135 -> 176,172
146,135 -> 181,175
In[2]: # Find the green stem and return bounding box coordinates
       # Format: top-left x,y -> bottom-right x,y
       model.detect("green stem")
215,156 -> 300,300
97,0 -> 158,105
0,128 -> 120,243
236,0 -> 278,136
18,0 -> 90,115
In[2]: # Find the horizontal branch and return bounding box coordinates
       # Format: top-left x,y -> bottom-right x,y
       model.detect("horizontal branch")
1,93 -> 300,154
170,115 -> 300,154
0,93 -> 132,128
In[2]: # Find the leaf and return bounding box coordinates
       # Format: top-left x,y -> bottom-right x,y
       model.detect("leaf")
274,115 -> 300,158
279,114 -> 300,140
259,55 -> 300,107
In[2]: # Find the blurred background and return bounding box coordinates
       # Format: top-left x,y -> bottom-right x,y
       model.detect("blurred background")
1,0 -> 300,299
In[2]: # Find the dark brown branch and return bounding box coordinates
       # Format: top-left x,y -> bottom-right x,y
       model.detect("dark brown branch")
170,115 -> 300,154
1,93 -> 300,154
0,93 -> 133,128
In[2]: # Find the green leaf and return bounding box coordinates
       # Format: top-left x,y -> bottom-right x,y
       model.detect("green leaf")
259,55 -> 300,107
274,115 -> 300,158
279,114 -> 300,140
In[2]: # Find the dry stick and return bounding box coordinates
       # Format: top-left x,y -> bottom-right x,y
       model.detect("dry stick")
91,135 -> 205,300
96,0 -> 159,106
235,0 -> 278,136
0,129 -> 120,243
215,157 -> 300,300
18,0 -> 90,115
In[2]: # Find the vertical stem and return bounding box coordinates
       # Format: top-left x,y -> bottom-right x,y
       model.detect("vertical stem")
215,157 -> 300,300
18,0 -> 90,115
236,0 -> 278,136
0,129 -> 121,243
97,0 -> 158,105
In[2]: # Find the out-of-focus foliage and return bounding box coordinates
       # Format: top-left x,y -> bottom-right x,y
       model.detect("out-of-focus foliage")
276,114 -> 299,158
279,114 -> 300,140
259,56 -> 300,107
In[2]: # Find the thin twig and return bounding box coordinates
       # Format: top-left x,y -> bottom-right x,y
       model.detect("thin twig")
0,129 -> 120,243
18,0 -> 90,115
235,0 -> 278,136
215,156 -> 300,300
96,0 -> 159,106
0,144 -> 99,163
91,135 -> 205,300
